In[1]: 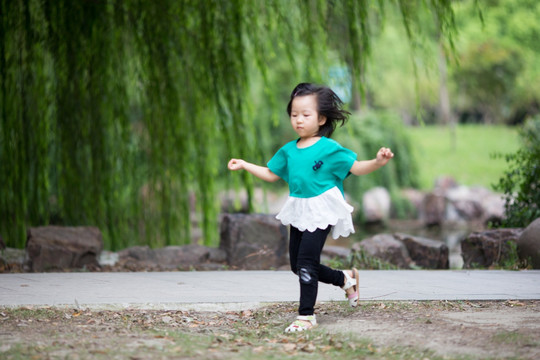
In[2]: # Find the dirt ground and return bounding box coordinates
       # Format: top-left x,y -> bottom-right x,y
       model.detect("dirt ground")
323,300 -> 540,359
1,300 -> 539,359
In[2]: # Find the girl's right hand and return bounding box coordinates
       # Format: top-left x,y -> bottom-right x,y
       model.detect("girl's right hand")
228,158 -> 245,171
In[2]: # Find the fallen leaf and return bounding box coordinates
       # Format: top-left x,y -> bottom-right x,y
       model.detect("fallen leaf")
283,343 -> 297,352
321,345 -> 332,352
506,300 -> 525,307
301,343 -> 316,353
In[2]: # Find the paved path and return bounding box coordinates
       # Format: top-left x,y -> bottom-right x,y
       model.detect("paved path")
1,270 -> 539,311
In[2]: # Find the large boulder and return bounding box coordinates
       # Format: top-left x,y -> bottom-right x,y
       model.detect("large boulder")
220,213 -> 288,270
395,233 -> 449,269
461,229 -> 523,269
26,226 -> 103,272
517,218 -> 540,269
353,234 -> 412,269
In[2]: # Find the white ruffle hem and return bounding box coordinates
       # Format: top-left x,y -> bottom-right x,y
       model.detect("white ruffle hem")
276,186 -> 355,239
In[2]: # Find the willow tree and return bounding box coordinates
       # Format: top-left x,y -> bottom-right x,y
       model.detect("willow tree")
1,0 -> 457,250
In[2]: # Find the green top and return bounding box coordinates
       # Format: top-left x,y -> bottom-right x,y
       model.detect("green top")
267,137 -> 357,198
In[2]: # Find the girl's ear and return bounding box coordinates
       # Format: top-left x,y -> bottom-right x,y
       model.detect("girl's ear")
318,115 -> 327,126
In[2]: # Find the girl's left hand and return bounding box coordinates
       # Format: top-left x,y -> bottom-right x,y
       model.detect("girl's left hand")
376,147 -> 394,165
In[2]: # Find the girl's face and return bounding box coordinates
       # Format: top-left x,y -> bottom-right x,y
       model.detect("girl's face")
289,94 -> 327,140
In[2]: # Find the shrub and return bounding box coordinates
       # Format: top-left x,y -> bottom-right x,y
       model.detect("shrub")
494,117 -> 540,227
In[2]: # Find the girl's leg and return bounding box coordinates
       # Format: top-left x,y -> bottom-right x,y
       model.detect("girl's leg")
306,227 -> 353,293
288,226 -> 302,276
291,226 -> 355,303
315,232 -> 345,287
290,225 -> 345,287
318,263 -> 345,286
294,226 -> 331,315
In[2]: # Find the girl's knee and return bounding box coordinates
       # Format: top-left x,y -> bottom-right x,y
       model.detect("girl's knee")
297,265 -> 317,285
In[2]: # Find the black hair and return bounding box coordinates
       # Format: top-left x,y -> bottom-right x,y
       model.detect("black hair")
286,82 -> 351,138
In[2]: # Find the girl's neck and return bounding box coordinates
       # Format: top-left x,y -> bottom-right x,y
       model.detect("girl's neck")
297,136 -> 322,149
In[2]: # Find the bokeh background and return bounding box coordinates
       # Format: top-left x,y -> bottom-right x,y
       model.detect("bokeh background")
1,0 -> 539,250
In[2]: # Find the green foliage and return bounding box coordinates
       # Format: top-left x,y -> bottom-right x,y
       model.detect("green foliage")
453,41 -> 523,123
335,111 -> 419,221
452,0 -> 540,124
0,0 -> 458,249
349,247 -> 399,270
363,0 -> 540,125
494,117 -> 540,227
322,248 -> 398,271
495,241 -> 530,270
365,2 -> 442,118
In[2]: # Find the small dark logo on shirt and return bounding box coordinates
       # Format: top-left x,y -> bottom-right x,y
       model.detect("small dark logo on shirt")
312,160 -> 323,171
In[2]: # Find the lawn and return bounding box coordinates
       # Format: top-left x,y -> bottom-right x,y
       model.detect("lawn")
406,124 -> 521,190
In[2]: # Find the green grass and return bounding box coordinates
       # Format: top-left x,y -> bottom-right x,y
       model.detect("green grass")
406,124 -> 520,190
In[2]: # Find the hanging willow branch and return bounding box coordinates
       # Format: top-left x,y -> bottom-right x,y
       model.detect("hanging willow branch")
0,0 -> 457,249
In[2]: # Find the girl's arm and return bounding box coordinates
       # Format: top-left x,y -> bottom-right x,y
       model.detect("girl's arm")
228,158 -> 281,182
350,147 -> 394,176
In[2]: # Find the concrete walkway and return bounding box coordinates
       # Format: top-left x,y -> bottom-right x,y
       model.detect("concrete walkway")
1,270 -> 539,311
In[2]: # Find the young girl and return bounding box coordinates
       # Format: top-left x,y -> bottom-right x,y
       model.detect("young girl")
228,83 -> 394,333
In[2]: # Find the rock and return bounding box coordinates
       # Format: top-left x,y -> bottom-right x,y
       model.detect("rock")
517,218 -> 540,269
474,187 -> 505,225
117,244 -> 227,270
1,247 -> 27,272
220,213 -> 288,270
1,247 -> 26,265
445,186 -> 505,224
395,233 -> 449,269
461,229 -> 523,269
362,187 -> 391,223
321,245 -> 350,267
26,226 -> 103,272
445,186 -> 484,221
353,234 -> 412,269
421,192 -> 446,226
118,246 -> 155,262
322,245 -> 350,260
98,251 -> 119,266
154,245 -> 217,268
321,245 -> 351,265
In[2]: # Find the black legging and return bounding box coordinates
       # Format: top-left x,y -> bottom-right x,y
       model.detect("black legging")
289,225 -> 345,315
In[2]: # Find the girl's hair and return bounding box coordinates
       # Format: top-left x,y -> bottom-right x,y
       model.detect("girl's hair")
286,82 -> 351,138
